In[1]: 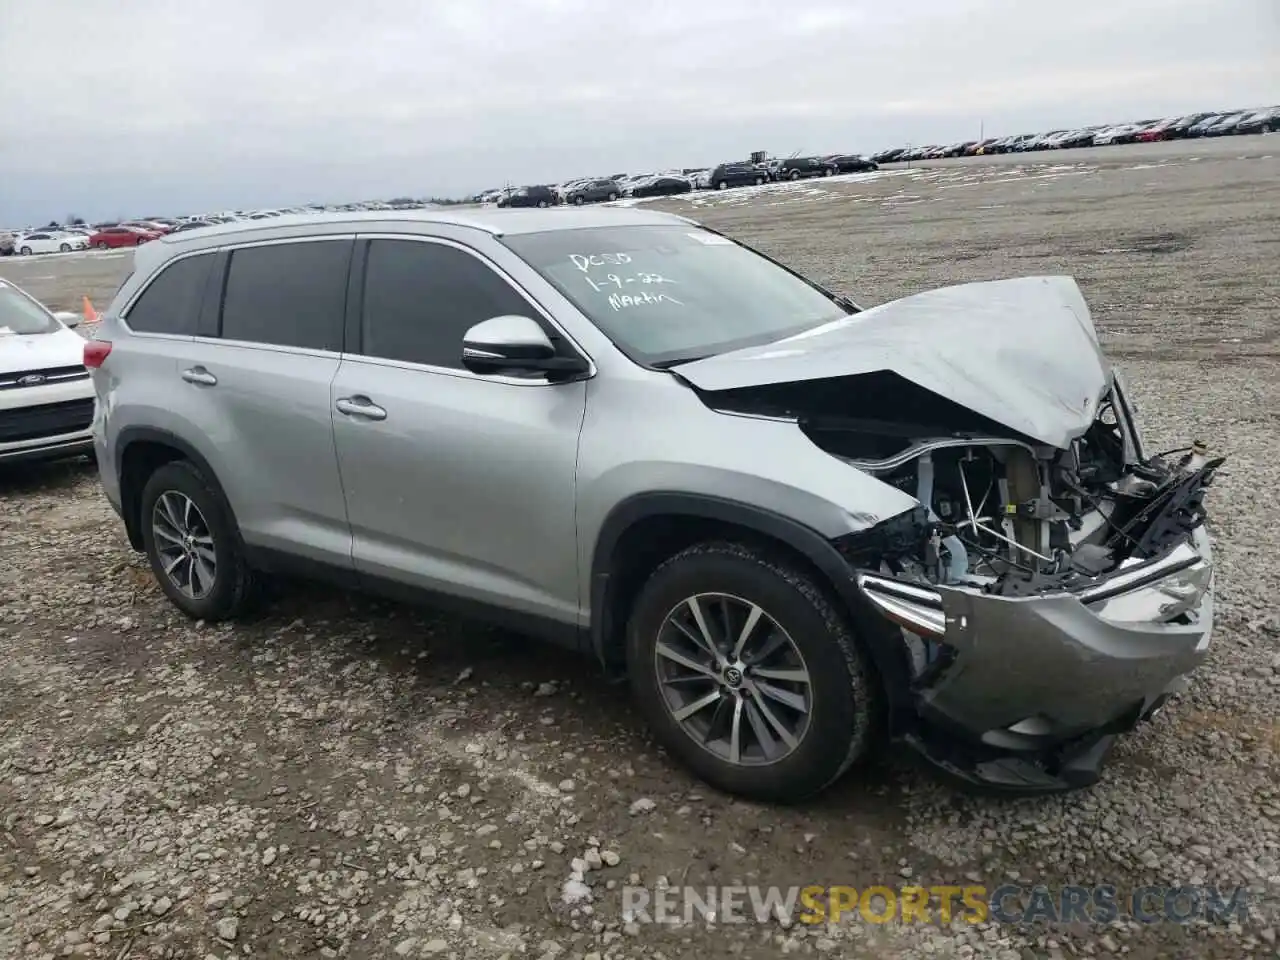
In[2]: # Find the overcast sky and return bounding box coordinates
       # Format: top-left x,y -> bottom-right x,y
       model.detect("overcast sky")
0,0 -> 1276,223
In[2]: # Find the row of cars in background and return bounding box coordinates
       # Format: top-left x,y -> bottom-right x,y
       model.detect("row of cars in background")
0,200 -> 439,257
479,152 -> 882,207
871,105 -> 1280,163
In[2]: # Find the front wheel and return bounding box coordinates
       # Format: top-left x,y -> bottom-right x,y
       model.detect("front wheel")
824,167 -> 834,176
59,243 -> 71,252
537,199 -> 549,208
573,196 -> 585,205
716,181 -> 728,190
97,241 -> 109,249
135,237 -> 145,244
789,170 -> 800,180
140,460 -> 257,621
19,246 -> 31,255
626,542 -> 878,802
754,177 -> 764,185
609,192 -> 619,201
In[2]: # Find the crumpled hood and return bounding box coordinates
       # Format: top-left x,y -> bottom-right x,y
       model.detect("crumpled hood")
676,275 -> 1112,449
0,326 -> 84,375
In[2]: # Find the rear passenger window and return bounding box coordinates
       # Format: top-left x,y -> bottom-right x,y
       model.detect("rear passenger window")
360,239 -> 534,369
219,240 -> 351,350
125,253 -> 213,335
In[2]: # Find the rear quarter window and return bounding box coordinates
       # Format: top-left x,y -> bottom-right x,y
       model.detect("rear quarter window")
124,253 -> 214,335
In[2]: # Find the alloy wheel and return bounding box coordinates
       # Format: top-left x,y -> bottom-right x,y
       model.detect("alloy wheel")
653,592 -> 812,766
151,491 -> 217,600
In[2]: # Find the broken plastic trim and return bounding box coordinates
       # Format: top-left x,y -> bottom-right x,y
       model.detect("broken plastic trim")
855,537 -> 1206,641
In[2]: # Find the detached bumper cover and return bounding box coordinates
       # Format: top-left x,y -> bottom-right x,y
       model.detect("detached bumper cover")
855,526 -> 1214,783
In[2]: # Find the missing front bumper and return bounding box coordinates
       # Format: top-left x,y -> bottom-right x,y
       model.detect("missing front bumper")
856,526 -> 1213,758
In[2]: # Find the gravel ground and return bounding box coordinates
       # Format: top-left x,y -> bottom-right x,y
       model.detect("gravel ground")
2,136 -> 1279,960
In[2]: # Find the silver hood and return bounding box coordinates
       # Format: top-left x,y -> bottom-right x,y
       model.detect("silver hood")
677,276 -> 1112,449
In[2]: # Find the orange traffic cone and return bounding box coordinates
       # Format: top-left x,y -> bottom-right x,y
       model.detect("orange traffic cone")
82,296 -> 99,324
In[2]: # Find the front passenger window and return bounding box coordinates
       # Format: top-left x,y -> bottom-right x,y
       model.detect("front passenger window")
359,239 -> 539,369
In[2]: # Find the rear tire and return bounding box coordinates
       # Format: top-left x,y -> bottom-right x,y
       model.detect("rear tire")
716,181 -> 727,190
140,460 -> 257,621
626,541 -> 877,802
789,170 -> 800,180
97,241 -> 109,249
19,246 -> 31,255
59,243 -> 70,252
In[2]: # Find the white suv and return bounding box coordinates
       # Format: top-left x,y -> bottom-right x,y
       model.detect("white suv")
0,280 -> 96,464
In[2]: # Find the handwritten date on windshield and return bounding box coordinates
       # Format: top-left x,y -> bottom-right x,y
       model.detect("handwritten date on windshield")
583,272 -> 677,292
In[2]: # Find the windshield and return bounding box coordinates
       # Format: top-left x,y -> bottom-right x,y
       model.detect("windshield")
0,282 -> 59,336
503,224 -> 851,365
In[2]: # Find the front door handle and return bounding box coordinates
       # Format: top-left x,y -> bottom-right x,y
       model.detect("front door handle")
182,367 -> 217,386
335,396 -> 388,421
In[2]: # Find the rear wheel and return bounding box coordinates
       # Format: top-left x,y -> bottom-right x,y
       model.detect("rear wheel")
537,199 -> 549,208
97,241 -> 109,249
573,196 -> 585,205
19,246 -> 31,255
140,460 -> 257,621
608,192 -> 619,201
754,176 -> 764,185
789,170 -> 800,180
716,180 -> 728,190
626,541 -> 877,802
135,236 -> 145,245
59,243 -> 70,252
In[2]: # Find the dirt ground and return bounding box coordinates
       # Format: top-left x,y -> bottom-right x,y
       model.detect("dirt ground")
2,136 -> 1279,960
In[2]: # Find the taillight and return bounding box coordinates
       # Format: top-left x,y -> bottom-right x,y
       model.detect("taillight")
84,340 -> 112,369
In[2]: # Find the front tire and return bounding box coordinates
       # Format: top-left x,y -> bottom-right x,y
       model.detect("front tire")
626,542 -> 877,802
19,246 -> 31,255
97,241 -> 109,249
140,460 -> 257,621
59,243 -> 71,252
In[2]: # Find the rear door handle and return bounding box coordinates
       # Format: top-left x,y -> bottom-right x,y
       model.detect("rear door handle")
335,396 -> 388,421
182,367 -> 217,386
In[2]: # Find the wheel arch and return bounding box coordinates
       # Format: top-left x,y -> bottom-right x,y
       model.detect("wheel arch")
115,426 -> 231,552
588,492 -> 912,711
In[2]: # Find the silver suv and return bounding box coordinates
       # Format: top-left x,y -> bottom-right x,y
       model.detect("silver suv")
88,209 -> 1218,801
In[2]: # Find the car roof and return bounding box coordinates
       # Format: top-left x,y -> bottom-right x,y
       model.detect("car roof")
137,207 -> 699,271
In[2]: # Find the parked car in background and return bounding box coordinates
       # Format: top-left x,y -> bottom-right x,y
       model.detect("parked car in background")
565,179 -> 622,205
871,147 -> 905,163
89,226 -> 160,249
1204,112 -> 1248,136
122,220 -> 173,235
13,232 -> 89,255
825,154 -> 878,172
624,175 -> 693,198
707,163 -> 767,189
496,185 -> 558,208
0,278 -> 95,465
1187,114 -> 1226,137
1167,113 -> 1213,138
171,220 -> 215,234
771,157 -> 834,181
1232,107 -> 1279,135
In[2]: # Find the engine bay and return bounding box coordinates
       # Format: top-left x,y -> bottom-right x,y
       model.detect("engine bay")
813,385 -> 1224,596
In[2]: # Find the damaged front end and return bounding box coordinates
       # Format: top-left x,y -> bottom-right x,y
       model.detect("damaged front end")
821,379 -> 1221,791
676,276 -> 1223,792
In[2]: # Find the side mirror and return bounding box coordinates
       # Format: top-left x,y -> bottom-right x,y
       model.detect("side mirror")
53,311 -> 81,328
461,315 -> 589,377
